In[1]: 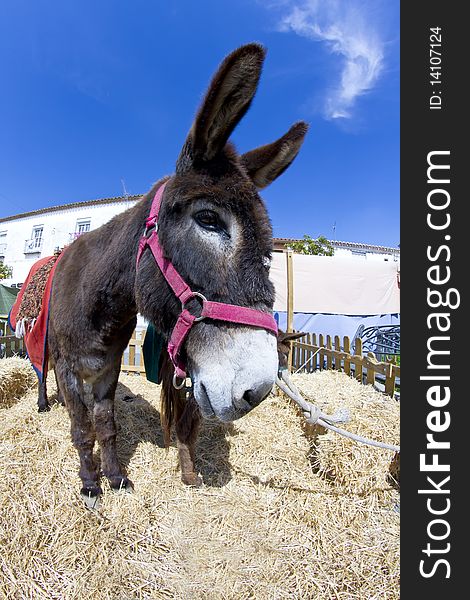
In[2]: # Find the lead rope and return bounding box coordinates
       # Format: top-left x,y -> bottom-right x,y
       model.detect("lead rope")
276,370 -> 400,453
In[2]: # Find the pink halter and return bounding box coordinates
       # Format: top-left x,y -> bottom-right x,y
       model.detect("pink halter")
136,181 -> 278,385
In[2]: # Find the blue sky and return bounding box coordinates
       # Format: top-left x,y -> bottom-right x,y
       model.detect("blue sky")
0,0 -> 399,247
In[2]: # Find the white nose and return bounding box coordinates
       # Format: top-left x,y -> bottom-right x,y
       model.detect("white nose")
186,325 -> 278,421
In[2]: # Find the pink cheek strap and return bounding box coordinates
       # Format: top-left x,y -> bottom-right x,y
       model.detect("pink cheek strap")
137,182 -> 278,384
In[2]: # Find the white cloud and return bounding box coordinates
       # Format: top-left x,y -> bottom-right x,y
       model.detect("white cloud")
276,0 -> 384,119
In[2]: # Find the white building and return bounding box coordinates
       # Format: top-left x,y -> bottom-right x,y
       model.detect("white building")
0,195 -> 141,286
0,196 -> 400,287
273,237 -> 400,262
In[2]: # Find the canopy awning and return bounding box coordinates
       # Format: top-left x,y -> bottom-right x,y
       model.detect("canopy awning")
0,284 -> 19,318
270,253 -> 400,315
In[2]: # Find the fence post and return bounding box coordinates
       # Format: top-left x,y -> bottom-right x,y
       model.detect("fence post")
334,335 -> 341,370
286,250 -> 294,372
326,335 -> 332,370
385,361 -> 397,397
129,330 -> 136,370
343,336 -> 351,376
139,330 -> 145,372
304,333 -> 310,372
318,334 -> 325,370
354,338 -> 363,382
366,352 -> 376,386
310,333 -> 317,372
290,334 -> 297,371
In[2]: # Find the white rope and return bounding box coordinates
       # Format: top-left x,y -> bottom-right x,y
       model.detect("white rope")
276,372 -> 400,453
293,348 -> 321,374
278,369 -> 350,425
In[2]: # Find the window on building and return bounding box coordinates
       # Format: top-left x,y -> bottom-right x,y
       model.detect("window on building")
24,225 -> 44,253
76,219 -> 91,235
0,231 -> 6,254
32,226 -> 43,249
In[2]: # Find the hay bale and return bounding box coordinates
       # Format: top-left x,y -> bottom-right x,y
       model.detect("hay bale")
0,357 -> 36,408
0,370 -> 399,599
290,370 -> 400,497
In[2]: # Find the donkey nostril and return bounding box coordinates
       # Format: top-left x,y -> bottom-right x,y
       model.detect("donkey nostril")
243,386 -> 270,409
243,389 -> 255,406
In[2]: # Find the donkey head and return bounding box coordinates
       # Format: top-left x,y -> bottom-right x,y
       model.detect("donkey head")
138,44 -> 308,421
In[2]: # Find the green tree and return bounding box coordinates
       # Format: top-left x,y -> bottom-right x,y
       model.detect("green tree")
0,263 -> 13,280
286,235 -> 334,256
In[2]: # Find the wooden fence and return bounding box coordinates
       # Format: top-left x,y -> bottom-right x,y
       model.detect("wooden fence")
0,335 -> 25,358
0,328 -> 147,374
119,329 -> 400,397
290,333 -> 400,397
1,328 -> 400,398
121,329 -> 146,374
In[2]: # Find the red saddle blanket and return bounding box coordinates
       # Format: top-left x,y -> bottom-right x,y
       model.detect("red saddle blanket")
8,253 -> 64,382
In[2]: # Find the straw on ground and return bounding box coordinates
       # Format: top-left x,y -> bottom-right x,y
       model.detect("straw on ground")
0,359 -> 399,599
0,357 -> 36,409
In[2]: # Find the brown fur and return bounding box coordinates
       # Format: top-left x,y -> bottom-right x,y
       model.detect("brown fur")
38,44 -> 307,499
241,122 -> 308,189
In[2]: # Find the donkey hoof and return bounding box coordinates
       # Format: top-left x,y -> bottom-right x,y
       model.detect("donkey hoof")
109,477 -> 134,493
80,486 -> 102,510
37,404 -> 50,413
181,473 -> 203,487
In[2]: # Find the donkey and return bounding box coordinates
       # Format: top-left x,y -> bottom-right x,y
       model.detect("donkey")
46,43 -> 308,501
160,329 -> 307,487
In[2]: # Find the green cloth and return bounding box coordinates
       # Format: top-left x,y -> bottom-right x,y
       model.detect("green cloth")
142,323 -> 165,384
0,284 -> 19,319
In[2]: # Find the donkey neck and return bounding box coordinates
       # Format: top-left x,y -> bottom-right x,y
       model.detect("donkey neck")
83,186 -> 160,335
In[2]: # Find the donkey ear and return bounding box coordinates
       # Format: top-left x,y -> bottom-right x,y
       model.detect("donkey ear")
241,122 -> 308,189
278,330 -> 306,343
177,44 -> 266,169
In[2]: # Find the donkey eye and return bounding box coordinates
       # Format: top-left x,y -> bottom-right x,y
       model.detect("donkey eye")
194,210 -> 223,231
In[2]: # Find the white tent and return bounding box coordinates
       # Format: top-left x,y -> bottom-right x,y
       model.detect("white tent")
270,253 -> 400,315
269,253 -> 400,338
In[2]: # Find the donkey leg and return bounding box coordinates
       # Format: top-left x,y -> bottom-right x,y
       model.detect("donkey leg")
37,379 -> 50,412
55,362 -> 101,497
175,393 -> 202,487
54,367 -> 65,406
92,363 -> 133,491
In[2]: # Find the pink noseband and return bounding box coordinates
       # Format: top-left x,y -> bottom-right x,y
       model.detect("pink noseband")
136,181 -> 278,385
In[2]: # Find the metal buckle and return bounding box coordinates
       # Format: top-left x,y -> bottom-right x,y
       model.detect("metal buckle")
143,222 -> 158,238
173,371 -> 192,391
173,372 -> 188,390
181,292 -> 206,322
